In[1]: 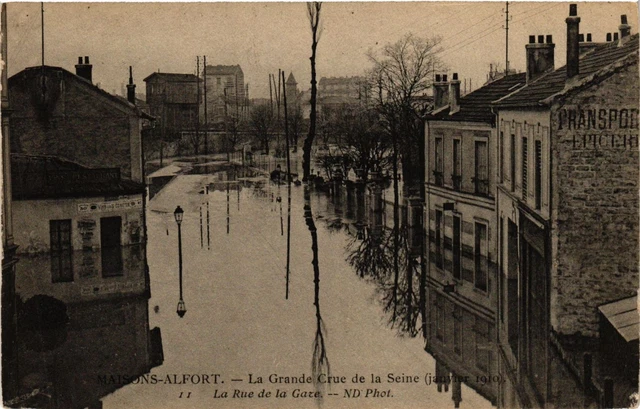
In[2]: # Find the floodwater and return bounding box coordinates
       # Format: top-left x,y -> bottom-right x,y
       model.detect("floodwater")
8,162 -> 492,409
104,164 -> 492,409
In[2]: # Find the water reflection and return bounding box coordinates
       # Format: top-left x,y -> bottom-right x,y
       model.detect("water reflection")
305,185 -> 330,401
8,245 -> 162,408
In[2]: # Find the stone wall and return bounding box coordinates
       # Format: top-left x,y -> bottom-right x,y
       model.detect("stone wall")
552,60 -> 639,336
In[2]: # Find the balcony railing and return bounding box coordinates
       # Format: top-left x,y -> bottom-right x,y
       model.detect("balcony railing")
472,177 -> 490,196
433,170 -> 444,187
451,174 -> 462,191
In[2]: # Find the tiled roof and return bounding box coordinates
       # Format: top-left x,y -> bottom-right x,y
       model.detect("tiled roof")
11,154 -> 144,200
426,72 -> 527,123
143,72 -> 199,82
495,34 -> 639,108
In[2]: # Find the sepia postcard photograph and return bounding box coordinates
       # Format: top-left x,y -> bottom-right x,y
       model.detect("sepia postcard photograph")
1,1 -> 639,408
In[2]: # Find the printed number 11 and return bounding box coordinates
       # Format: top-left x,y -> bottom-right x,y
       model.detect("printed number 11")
179,392 -> 192,398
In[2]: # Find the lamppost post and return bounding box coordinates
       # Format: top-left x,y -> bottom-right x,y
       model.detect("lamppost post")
174,205 -> 186,318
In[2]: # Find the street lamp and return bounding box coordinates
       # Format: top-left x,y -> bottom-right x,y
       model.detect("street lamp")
174,206 -> 186,318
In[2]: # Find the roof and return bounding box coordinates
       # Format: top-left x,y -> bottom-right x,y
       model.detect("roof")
286,72 -> 297,85
598,295 -> 638,342
143,72 -> 199,82
11,154 -> 145,201
495,34 -> 639,108
9,66 -> 150,119
319,76 -> 364,86
204,65 -> 243,76
426,72 -> 527,123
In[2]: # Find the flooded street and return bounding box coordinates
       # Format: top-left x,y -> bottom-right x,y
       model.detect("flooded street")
100,164 -> 492,409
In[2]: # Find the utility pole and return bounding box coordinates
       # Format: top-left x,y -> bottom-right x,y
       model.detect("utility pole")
269,74 -> 274,117
504,1 -> 511,75
196,56 -> 201,156
224,88 -> 229,161
203,55 -> 208,156
41,2 -> 46,99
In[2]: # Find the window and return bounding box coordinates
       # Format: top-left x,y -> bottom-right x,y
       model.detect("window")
475,318 -> 491,371
510,134 -> 516,192
535,140 -> 542,210
522,137 -> 528,199
453,305 -> 463,355
50,219 -> 73,282
474,222 -> 488,291
500,131 -> 505,184
101,216 -> 123,277
435,294 -> 445,341
452,139 -> 462,190
474,140 -> 489,195
453,215 -> 461,280
434,137 -> 444,186
435,210 -> 443,269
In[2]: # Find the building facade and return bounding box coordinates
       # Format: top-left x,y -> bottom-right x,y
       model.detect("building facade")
202,64 -> 247,125
493,6 -> 638,407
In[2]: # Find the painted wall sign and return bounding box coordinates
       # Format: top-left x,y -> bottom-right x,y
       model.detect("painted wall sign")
78,197 -> 142,213
557,108 -> 639,131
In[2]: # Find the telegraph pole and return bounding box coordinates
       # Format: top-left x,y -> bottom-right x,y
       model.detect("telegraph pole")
203,55 -> 208,156
196,56 -> 200,155
504,1 -> 511,74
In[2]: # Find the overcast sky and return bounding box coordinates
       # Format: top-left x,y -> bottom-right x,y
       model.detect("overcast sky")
6,2 -> 638,99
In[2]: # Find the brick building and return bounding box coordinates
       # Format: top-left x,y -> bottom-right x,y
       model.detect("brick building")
493,5 -> 638,407
9,59 -> 150,183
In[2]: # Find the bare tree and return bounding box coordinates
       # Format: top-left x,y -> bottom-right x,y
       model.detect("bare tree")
303,1 -> 322,182
249,103 -> 275,155
367,33 -> 444,198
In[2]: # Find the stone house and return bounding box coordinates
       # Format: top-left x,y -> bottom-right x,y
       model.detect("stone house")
492,5 -> 638,407
9,58 -> 150,183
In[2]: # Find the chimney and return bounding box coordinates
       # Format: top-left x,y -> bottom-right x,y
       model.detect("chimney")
449,73 -> 461,114
75,56 -> 93,83
127,66 -> 136,105
566,4 -> 580,79
432,74 -> 449,110
526,34 -> 555,83
579,33 -> 598,56
619,15 -> 631,39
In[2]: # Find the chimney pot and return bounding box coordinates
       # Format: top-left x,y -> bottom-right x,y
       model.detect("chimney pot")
579,33 -> 584,42
566,4 -> 580,79
569,4 -> 577,16
442,74 -> 448,82
546,35 -> 553,43
621,15 -> 628,25
614,32 -> 619,41
619,15 -> 631,39
452,72 -> 458,80
587,33 -> 592,42
127,66 -> 136,104
538,35 -> 544,44
78,57 -> 82,64
607,33 -> 612,42
529,35 -> 536,43
84,56 -> 89,64
435,74 -> 441,82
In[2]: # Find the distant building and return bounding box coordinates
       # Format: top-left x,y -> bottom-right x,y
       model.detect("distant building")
317,76 -> 369,114
202,64 -> 247,125
144,72 -> 200,139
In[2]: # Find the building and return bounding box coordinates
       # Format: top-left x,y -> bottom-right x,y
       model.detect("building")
9,59 -> 150,183
493,6 -> 638,407
202,64 -> 247,125
144,72 -> 200,140
317,76 -> 369,115
423,70 -> 527,408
